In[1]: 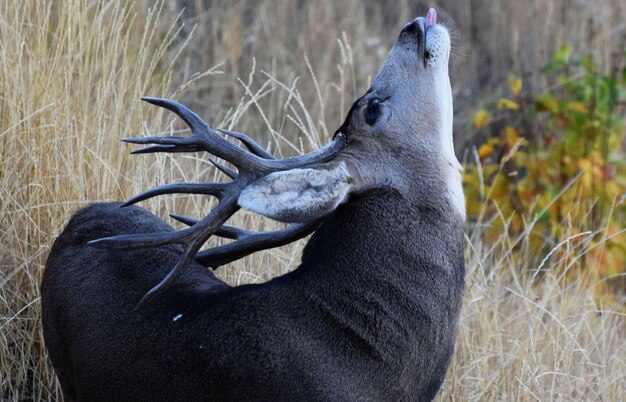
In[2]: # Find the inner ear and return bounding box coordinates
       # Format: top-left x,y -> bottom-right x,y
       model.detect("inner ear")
238,162 -> 352,223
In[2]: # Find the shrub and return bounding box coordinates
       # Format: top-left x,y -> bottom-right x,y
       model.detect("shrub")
465,46 -> 626,297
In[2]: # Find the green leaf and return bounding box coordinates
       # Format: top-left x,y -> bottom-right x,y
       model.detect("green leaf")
580,55 -> 594,74
542,61 -> 560,74
552,45 -> 570,65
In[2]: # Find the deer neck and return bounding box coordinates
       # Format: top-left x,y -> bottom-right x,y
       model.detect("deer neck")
295,188 -> 464,354
436,70 -> 465,221
300,187 -> 464,282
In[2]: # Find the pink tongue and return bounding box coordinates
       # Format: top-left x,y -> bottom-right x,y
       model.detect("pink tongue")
425,8 -> 437,32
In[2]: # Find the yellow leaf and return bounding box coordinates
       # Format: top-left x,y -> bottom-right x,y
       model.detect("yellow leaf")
535,95 -> 558,113
490,175 -> 509,200
473,109 -> 490,130
568,101 -> 588,114
577,158 -> 593,191
508,75 -> 522,97
511,214 -> 523,233
589,150 -> 604,165
477,143 -> 494,160
606,180 -> 621,197
503,126 -> 520,147
516,181 -> 533,204
577,158 -> 591,170
497,98 -> 520,110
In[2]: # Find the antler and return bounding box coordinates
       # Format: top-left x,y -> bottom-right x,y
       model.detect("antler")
89,97 -> 345,309
169,213 -> 321,269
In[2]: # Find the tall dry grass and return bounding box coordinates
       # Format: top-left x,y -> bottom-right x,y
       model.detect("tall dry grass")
443,223 -> 626,401
0,1 -> 624,400
0,1 -> 184,398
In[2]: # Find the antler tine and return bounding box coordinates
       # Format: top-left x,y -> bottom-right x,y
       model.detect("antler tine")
129,144 -> 200,154
122,136 -> 194,145
90,180 -> 243,249
141,97 -> 210,136
218,128 -> 275,160
137,97 -> 267,174
122,136 -> 215,156
169,212 -> 319,268
196,220 -> 320,269
133,191 -> 242,309
213,225 -> 249,240
88,226 -> 196,249
122,182 -> 228,207
168,212 -> 197,227
210,160 -> 238,179
169,213 -> 248,240
130,144 -> 176,154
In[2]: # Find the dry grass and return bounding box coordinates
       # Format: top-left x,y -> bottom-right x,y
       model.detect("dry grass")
0,1 -> 182,398
0,1 -> 624,400
442,224 -> 626,401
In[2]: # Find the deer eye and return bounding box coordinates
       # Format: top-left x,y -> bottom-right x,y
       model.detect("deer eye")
365,100 -> 381,126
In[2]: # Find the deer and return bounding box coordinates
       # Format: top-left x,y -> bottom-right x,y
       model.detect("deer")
41,8 -> 465,401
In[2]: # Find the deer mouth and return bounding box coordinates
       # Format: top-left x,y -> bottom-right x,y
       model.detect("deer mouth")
399,9 -> 440,68
423,9 -> 451,69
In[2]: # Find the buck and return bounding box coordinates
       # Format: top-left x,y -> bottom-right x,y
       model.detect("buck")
42,9 -> 465,401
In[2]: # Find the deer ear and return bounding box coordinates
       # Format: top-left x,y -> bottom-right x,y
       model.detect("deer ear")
238,162 -> 352,223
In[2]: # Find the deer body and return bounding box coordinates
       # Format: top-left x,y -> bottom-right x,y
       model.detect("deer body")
42,10 -> 464,401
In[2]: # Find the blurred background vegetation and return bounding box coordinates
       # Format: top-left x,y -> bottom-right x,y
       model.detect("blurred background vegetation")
1,0 -> 625,400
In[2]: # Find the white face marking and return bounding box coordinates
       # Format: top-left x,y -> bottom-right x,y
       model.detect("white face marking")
428,25 -> 466,220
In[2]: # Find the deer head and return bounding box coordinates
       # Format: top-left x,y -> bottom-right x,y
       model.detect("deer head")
239,8 -> 464,222
91,9 -> 463,307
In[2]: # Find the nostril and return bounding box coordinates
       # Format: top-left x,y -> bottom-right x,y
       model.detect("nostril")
401,21 -> 419,35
